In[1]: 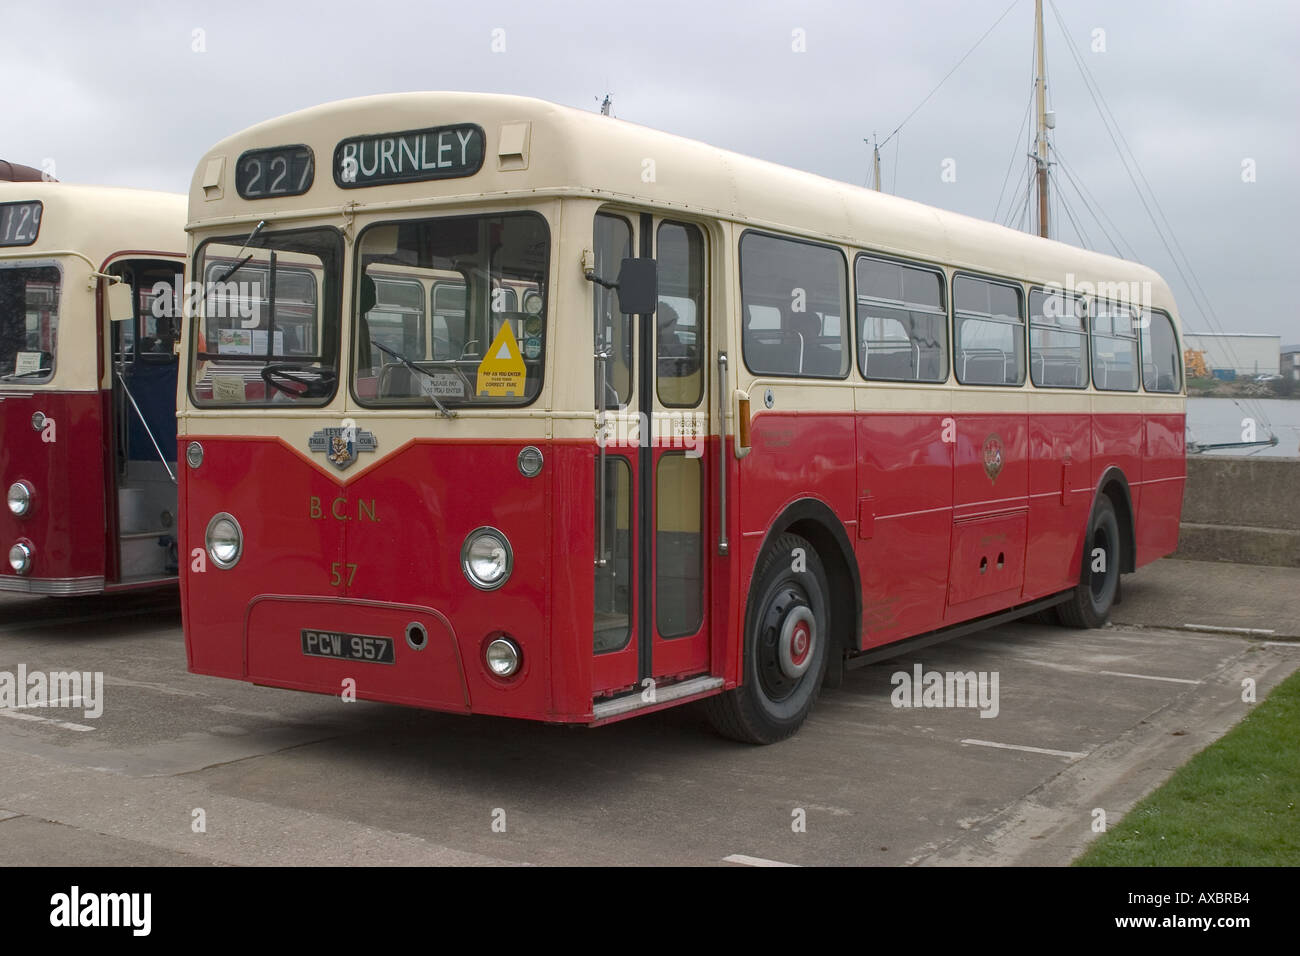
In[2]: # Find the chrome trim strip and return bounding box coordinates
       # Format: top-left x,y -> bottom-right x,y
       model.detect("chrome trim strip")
593,675 -> 724,721
0,574 -> 105,595
717,352 -> 729,556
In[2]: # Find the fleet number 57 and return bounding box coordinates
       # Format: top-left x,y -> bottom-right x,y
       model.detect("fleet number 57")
330,563 -> 358,587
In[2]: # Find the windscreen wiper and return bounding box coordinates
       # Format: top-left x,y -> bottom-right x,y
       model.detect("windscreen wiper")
370,339 -> 457,418
213,254 -> 253,286
213,220 -> 266,284
1,367 -> 52,381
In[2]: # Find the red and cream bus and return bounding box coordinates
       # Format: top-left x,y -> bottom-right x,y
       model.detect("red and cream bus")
179,93 -> 1184,742
1,182 -> 187,595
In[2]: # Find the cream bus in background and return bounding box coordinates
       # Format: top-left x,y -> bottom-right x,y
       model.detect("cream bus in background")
0,182 -> 187,594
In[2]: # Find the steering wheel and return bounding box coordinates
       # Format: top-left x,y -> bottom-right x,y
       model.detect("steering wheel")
261,364 -> 337,399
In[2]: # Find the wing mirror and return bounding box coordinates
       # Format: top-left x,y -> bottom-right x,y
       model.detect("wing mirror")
106,278 -> 134,322
584,254 -> 658,315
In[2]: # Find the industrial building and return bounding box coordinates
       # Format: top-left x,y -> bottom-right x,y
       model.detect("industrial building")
1281,346 -> 1300,382
1182,332 -> 1281,379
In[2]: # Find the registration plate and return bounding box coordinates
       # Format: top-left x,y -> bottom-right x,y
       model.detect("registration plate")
300,629 -> 395,664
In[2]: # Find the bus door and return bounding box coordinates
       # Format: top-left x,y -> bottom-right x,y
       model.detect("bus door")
107,260 -> 180,584
593,213 -> 712,697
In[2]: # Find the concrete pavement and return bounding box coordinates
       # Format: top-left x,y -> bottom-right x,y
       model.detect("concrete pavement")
1113,557 -> 1300,637
0,560 -> 1296,866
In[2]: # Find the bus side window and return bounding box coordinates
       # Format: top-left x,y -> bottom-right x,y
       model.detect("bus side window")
1140,309 -> 1181,393
739,231 -> 848,379
954,275 -> 1025,386
133,265 -> 183,362
1029,288 -> 1088,388
655,220 -> 704,407
1092,302 -> 1140,392
594,213 -> 633,407
856,255 -> 948,383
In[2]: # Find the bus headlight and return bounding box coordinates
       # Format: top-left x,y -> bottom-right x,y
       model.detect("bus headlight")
9,542 -> 33,575
461,527 -> 512,590
484,636 -> 522,678
7,481 -> 33,517
205,513 -> 243,569
517,445 -> 543,478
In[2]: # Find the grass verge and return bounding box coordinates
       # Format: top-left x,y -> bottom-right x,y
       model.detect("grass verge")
1075,667 -> 1300,865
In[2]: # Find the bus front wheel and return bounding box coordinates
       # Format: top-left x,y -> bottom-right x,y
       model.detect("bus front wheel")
705,532 -> 830,744
1057,495 -> 1121,629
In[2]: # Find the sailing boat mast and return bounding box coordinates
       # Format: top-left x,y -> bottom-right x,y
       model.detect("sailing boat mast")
1033,0 -> 1050,238
863,136 -> 884,191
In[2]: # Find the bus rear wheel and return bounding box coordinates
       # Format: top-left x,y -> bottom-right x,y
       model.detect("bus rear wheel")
704,532 -> 830,744
1057,495 -> 1121,629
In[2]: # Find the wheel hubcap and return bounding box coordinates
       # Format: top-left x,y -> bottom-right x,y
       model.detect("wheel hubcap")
757,584 -> 817,701
779,610 -> 815,679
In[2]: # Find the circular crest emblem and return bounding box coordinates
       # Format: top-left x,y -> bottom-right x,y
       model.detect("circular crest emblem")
982,433 -> 1004,483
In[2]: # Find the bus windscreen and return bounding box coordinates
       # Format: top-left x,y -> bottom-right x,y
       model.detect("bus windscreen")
0,263 -> 60,383
352,212 -> 548,408
191,228 -> 342,405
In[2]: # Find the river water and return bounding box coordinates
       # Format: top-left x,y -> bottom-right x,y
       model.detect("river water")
1187,397 -> 1300,457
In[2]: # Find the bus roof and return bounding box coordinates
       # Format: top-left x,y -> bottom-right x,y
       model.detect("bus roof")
0,181 -> 186,266
189,91 -> 1175,311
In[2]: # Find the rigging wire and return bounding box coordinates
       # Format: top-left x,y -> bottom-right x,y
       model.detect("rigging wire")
892,129 -> 900,194
1054,158 -> 1119,256
1053,146 -> 1138,259
1047,0 -> 1272,432
1056,180 -> 1094,250
1003,157 -> 1032,229
997,33 -> 1040,224
1047,0 -> 1271,430
1046,4 -> 1194,294
993,81 -> 1035,223
1014,166 -> 1034,231
879,0 -> 1022,149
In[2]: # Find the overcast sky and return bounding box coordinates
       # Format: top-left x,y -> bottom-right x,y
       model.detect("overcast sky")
8,0 -> 1298,340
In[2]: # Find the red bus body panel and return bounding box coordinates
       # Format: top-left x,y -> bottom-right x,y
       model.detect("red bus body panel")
182,436 -> 592,721
0,390 -> 109,590
182,400 -> 1183,722
739,406 -> 1185,653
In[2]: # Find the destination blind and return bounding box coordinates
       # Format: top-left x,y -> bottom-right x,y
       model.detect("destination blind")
334,124 -> 485,188
0,201 -> 42,247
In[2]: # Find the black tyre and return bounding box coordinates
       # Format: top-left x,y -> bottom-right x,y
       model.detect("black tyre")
1056,495 -> 1121,628
704,532 -> 830,744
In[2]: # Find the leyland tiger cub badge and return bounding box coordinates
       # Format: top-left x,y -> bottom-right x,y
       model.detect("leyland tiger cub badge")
308,426 -> 378,471
982,433 -> 1004,484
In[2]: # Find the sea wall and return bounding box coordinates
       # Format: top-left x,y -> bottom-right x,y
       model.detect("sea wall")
1174,455 -> 1300,567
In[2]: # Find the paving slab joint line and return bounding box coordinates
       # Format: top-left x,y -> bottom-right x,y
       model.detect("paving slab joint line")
1116,621 -> 1300,641
162,733 -> 348,779
1182,624 -> 1277,637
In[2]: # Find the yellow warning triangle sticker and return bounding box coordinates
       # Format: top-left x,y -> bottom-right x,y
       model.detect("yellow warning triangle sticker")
476,321 -> 527,397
